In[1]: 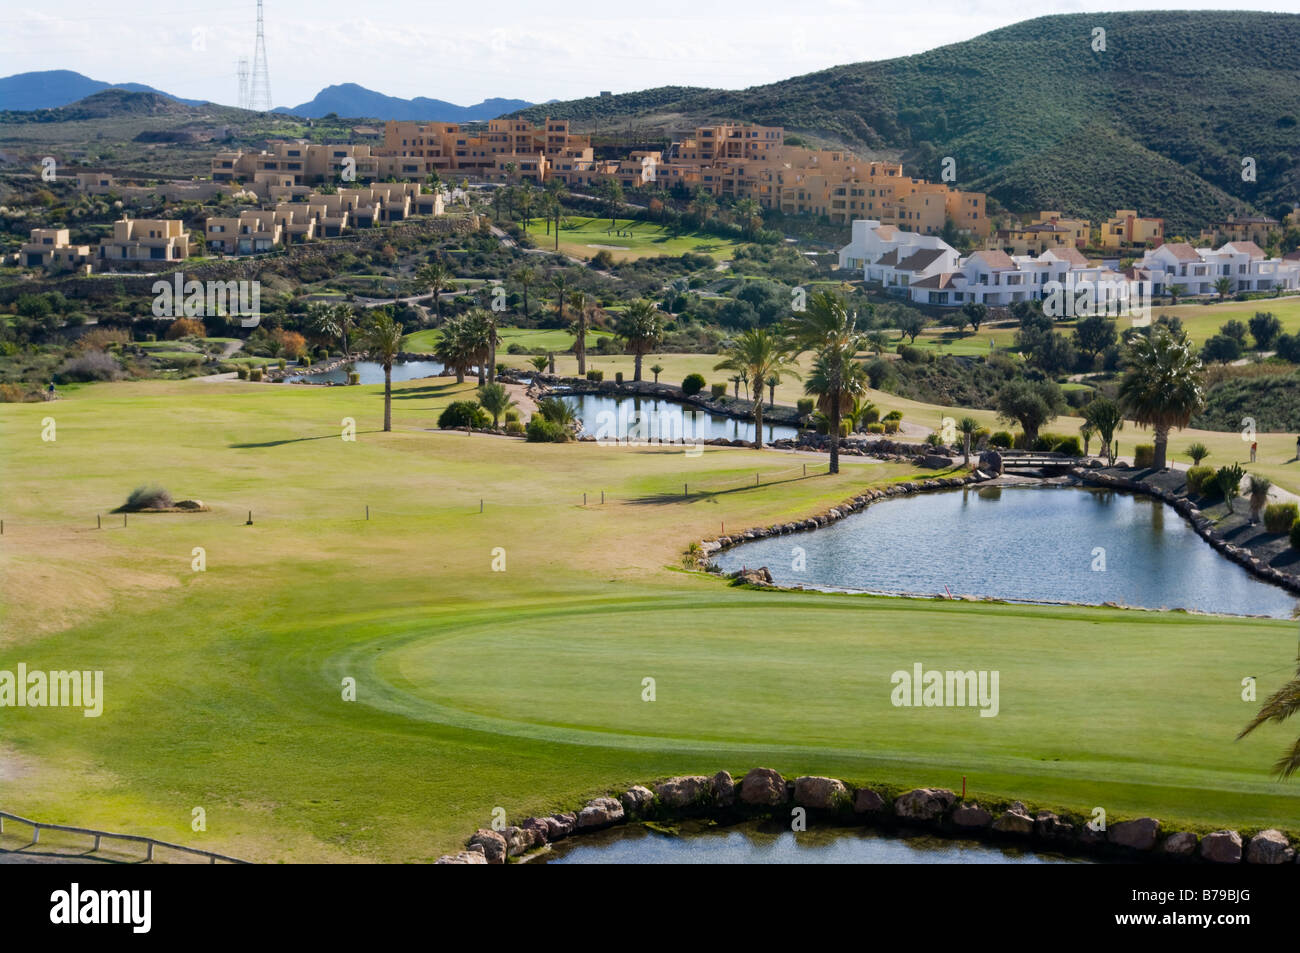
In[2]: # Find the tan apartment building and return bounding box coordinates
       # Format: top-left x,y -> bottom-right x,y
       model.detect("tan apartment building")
988,211 -> 1091,255
20,228 -> 92,269
97,218 -> 191,263
381,117 -> 592,178
1199,214 -> 1282,247
1100,210 -> 1164,249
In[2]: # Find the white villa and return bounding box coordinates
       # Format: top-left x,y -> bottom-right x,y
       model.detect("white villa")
838,220 -> 1300,308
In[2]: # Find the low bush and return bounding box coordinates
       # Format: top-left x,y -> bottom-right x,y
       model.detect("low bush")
236,365 -> 250,380
1133,444 -> 1156,469
1263,502 -> 1299,533
249,368 -> 264,381
438,400 -> 489,429
615,371 -> 624,384
682,373 -> 706,395
989,430 -> 1013,448
1052,436 -> 1083,457
0,383 -> 37,402
525,415 -> 570,442
57,351 -> 123,382
586,369 -> 603,382
866,422 -> 885,434
1185,466 -> 1216,496
504,420 -> 525,435
883,410 -> 903,422
300,355 -> 312,367
883,420 -> 899,434
710,383 -> 727,399
347,371 -> 360,385
165,318 -> 205,340
504,408 -> 521,424
1033,433 -> 1063,452
121,484 -> 173,511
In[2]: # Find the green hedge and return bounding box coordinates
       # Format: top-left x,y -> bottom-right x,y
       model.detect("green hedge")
1185,466 -> 1215,496
1133,444 -> 1156,468
1264,502 -> 1299,534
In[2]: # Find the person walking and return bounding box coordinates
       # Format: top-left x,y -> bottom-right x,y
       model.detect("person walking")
1251,440 -> 1257,463
46,381 -> 55,401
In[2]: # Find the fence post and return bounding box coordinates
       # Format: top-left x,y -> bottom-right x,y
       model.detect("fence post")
123,514 -> 127,527
32,825 -> 39,844
366,505 -> 369,520
683,483 -> 688,498
246,510 -> 253,525
583,493 -> 587,506
756,472 -> 759,486
480,499 -> 483,513
146,842 -> 154,861
601,490 -> 605,504
94,834 -> 101,851
97,514 -> 101,529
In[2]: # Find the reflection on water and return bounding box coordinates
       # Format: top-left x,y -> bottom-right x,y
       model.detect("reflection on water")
715,486 -> 1299,618
564,394 -> 800,443
540,820 -> 1091,864
284,360 -> 445,385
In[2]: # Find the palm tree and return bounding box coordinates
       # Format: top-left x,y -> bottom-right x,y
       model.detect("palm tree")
517,185 -> 535,229
1082,396 -> 1125,465
514,266 -> 537,321
651,363 -> 665,383
714,327 -> 799,449
735,198 -> 762,239
1079,423 -> 1095,457
1118,327 -> 1205,470
306,302 -> 357,359
1214,277 -> 1233,300
1247,474 -> 1271,524
1185,441 -> 1211,465
567,290 -> 590,376
462,308 -> 499,385
476,382 -> 516,428
765,374 -> 779,405
787,290 -> 867,473
529,355 -> 549,374
550,273 -> 568,327
358,309 -> 404,432
1238,645 -> 1300,778
957,416 -> 979,465
416,261 -> 454,322
845,395 -> 878,433
615,299 -> 664,381
434,316 -> 471,383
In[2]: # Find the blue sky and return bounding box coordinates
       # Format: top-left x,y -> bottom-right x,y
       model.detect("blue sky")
2,0 -> 1299,107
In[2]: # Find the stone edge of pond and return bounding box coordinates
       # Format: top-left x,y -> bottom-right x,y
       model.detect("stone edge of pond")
1073,467 -> 1300,596
435,770 -> 1297,865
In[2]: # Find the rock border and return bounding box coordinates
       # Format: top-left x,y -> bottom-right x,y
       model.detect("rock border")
435,769 -> 1298,864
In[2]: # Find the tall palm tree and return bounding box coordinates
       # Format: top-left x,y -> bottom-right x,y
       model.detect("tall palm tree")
957,416 -> 980,465
306,302 -> 357,359
787,290 -> 867,473
462,308 -> 498,385
567,290 -> 589,376
1238,644 -> 1300,778
615,299 -> 664,382
416,261 -> 454,322
358,309 -> 404,432
735,198 -> 762,239
714,327 -> 798,449
435,316 -> 474,384
514,266 -> 537,321
1118,327 -> 1205,470
550,273 -> 568,327
476,382 -> 516,429
1081,396 -> 1124,465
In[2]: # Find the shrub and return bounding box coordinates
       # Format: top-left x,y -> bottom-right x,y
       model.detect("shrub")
974,427 -> 992,448
165,317 -> 205,340
347,371 -> 360,385
1133,444 -> 1156,468
866,422 -> 885,434
797,398 -> 815,416
1292,520 -> 1300,551
525,415 -> 569,442
883,410 -> 903,422
236,365 -> 250,380
681,373 -> 706,395
1032,433 -> 1062,452
1215,463 -> 1245,509
504,408 -> 521,423
504,420 -> 525,435
277,358 -> 287,370
57,351 -> 123,382
711,382 -> 727,399
1185,466 -> 1215,496
507,343 -> 527,354
249,367 -> 264,382
300,355 -> 312,367
615,371 -> 624,384
1052,436 -> 1083,457
1263,502 -> 1299,533
76,327 -> 130,352
883,420 -> 899,434
989,430 -> 1013,448
898,344 -> 924,363
924,432 -> 945,448
0,383 -> 36,402
586,370 -> 604,382
1185,441 -> 1210,465
439,400 -> 489,429
121,484 -> 173,511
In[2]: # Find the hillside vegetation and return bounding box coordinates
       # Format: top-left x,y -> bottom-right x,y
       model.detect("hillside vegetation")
514,11 -> 1300,232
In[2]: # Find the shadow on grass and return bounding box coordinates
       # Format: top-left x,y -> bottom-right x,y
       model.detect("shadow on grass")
230,431 -> 383,448
387,383 -> 464,401
626,473 -> 819,505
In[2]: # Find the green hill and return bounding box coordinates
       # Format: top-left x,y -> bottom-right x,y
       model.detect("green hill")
514,11 -> 1300,232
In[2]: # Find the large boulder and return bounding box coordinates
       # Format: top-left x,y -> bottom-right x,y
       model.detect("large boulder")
467,829 -> 507,864
793,776 -> 851,811
575,797 -> 625,831
1158,831 -> 1199,857
991,802 -> 1034,836
544,813 -> 576,840
713,771 -> 736,807
1109,818 -> 1160,851
918,453 -> 955,469
853,788 -> 887,815
978,450 -> 1003,475
501,826 -> 532,857
951,802 -> 993,829
654,776 -> 714,810
1199,830 -> 1243,864
739,767 -> 788,806
436,850 -> 488,864
620,785 -> 655,818
730,567 -> 774,586
894,788 -> 957,823
521,817 -> 551,846
1245,829 -> 1294,865
1035,811 -> 1074,841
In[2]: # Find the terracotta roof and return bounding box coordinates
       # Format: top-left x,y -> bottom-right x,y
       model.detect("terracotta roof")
969,249 -> 1016,269
1284,250 -> 1300,261
1043,246 -> 1088,266
1158,242 -> 1201,262
1223,241 -> 1265,259
874,225 -> 898,240
912,272 -> 957,289
874,249 -> 900,266
896,248 -> 948,272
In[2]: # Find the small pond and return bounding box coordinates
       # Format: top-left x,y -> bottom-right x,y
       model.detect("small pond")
563,393 -> 800,444
539,821 -> 1091,864
284,360 -> 445,385
714,485 -> 1299,618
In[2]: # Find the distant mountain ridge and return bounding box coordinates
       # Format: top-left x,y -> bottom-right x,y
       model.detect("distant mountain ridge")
510,11 -> 1300,233
0,70 -> 205,110
274,83 -> 537,121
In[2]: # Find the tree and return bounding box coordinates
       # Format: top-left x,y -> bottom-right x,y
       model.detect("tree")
1250,311 -> 1283,350
514,266 -> 537,321
462,308 -> 499,385
1216,463 -> 1245,513
866,331 -> 892,355
650,363 -> 664,383
1201,333 -> 1242,363
787,291 -> 867,472
358,309 -> 404,432
550,273 -> 569,327
416,261 -> 454,321
1247,474 -> 1271,524
735,198 -> 762,239
1214,276 -> 1233,300
1073,315 -> 1117,363
714,327 -> 798,448
476,383 -> 516,429
615,300 -> 664,382
1080,423 -> 1095,457
956,416 -> 979,465
1238,648 -> 1300,778
306,302 -> 357,359
567,290 -> 590,376
1081,398 -> 1123,465
1220,320 -> 1249,344
961,301 -> 989,333
595,178 -> 624,227
995,379 -> 1066,446
1118,327 -> 1205,471
1185,442 -> 1210,465
897,311 -> 928,344
435,315 -> 474,383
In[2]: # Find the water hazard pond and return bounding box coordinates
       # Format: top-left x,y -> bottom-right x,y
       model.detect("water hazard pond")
537,821 -> 1090,864
562,393 -> 800,444
715,485 -> 1299,619
284,360 -> 445,385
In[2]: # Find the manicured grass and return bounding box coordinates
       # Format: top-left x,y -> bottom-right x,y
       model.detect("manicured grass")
403,325 -> 612,354
2,377 -> 1298,862
522,216 -> 743,262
